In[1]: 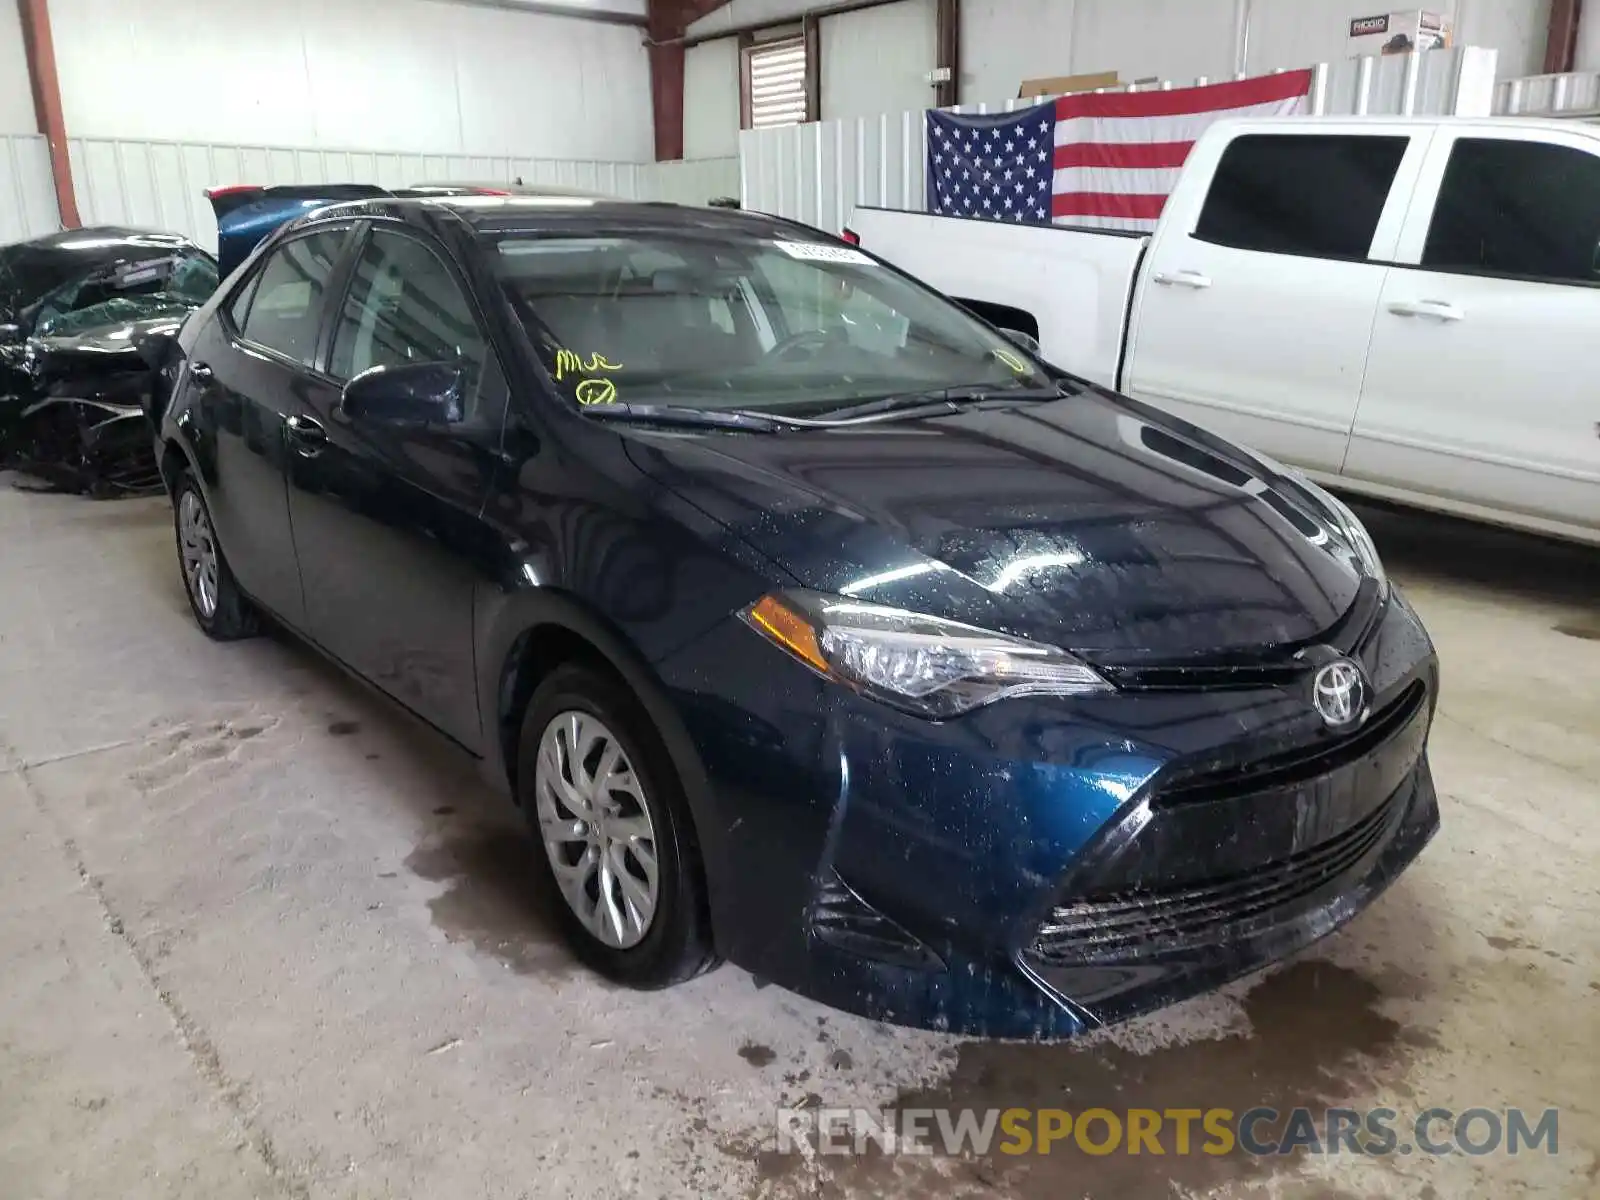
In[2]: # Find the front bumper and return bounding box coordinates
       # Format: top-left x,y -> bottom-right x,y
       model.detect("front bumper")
657,589 -> 1440,1039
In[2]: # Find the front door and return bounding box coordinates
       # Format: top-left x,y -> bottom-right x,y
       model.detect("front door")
1124,129 -> 1422,472
284,224 -> 504,750
1347,129 -> 1600,537
197,226 -> 355,627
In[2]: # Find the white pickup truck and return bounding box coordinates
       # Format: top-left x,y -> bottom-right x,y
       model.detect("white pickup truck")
848,115 -> 1600,548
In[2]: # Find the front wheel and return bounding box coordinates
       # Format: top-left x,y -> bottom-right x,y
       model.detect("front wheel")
517,664 -> 718,988
173,470 -> 259,641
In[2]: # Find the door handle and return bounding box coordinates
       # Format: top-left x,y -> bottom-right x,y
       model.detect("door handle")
1387,299 -> 1464,322
188,362 -> 214,384
1151,270 -> 1212,289
285,414 -> 328,457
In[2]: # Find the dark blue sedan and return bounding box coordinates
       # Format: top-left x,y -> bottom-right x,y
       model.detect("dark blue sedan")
153,194 -> 1439,1038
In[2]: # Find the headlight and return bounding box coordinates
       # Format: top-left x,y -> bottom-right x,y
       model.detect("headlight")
739,590 -> 1110,718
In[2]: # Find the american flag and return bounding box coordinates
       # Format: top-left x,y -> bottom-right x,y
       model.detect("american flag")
926,70 -> 1314,233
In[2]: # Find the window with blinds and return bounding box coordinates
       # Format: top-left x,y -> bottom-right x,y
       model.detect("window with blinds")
743,37 -> 808,130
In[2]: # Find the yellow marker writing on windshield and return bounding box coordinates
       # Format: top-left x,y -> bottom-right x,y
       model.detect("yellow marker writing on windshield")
555,349 -> 624,380
575,378 -> 618,406
993,347 -> 1029,375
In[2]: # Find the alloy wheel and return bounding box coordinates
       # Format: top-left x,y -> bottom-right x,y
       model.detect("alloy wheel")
177,490 -> 220,620
534,711 -> 660,950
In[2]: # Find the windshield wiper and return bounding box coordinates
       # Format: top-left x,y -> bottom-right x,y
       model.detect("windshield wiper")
808,383 -> 1072,424
581,402 -> 794,433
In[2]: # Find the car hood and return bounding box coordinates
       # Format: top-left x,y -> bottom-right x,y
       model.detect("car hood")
621,388 -> 1371,661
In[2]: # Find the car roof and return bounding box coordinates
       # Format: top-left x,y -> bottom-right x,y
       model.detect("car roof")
406,182 -> 611,198
303,194 -> 807,240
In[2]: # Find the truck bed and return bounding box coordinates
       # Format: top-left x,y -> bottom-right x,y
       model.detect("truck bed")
847,206 -> 1148,390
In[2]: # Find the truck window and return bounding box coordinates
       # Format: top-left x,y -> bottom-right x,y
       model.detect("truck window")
1423,138 -> 1600,284
1194,134 -> 1408,261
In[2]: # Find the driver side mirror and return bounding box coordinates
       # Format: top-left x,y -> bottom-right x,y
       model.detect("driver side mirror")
1000,327 -> 1041,355
341,362 -> 464,426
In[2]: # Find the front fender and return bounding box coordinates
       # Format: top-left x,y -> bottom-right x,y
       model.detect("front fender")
473,585 -> 741,953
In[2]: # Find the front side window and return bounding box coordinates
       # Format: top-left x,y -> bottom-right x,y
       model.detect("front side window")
1195,134 -> 1410,260
238,229 -> 348,366
329,229 -> 487,405
490,231 -> 1052,415
1423,138 -> 1600,283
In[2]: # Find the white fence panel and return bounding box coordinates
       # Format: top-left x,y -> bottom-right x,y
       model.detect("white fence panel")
0,135 -> 62,244
1495,71 -> 1600,117
639,156 -> 740,206
740,46 -> 1500,235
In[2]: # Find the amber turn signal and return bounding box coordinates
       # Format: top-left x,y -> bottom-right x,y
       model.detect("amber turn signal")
743,594 -> 830,675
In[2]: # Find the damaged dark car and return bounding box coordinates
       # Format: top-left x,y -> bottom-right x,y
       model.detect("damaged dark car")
0,228 -> 217,495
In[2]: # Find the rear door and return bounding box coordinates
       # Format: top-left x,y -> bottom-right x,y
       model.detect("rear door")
192,224 -> 356,627
284,223 -> 505,750
1124,126 -> 1427,471
1347,127 -> 1600,537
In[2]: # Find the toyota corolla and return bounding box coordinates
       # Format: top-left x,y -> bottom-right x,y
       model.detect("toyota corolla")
154,195 -> 1439,1038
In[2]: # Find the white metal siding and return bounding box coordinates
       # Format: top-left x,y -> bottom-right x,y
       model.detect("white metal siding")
685,40 -> 742,160
642,157 -> 742,205
0,2 -> 35,136
741,47 -> 1501,235
1496,71 -> 1600,116
820,1 -> 937,122
962,0 -> 1547,99
686,0 -> 812,39
0,135 -> 61,243
48,0 -> 654,161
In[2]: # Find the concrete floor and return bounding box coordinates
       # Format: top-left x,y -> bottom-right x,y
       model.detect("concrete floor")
0,476 -> 1595,1200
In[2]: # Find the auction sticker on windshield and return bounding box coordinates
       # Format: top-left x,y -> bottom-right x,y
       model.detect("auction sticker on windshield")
772,241 -> 875,266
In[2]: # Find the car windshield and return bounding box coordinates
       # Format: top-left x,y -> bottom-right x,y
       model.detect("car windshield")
487,228 -> 1053,414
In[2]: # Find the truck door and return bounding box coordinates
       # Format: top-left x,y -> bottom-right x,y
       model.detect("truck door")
1347,127 -> 1600,538
1124,127 -> 1425,472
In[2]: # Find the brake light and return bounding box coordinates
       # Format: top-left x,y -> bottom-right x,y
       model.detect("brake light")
204,185 -> 259,198
473,188 -> 512,196
841,228 -> 861,246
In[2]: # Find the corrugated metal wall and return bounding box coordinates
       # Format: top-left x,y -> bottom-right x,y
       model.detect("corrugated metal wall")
643,157 -> 741,205
60,139 -> 739,252
740,46 -> 1502,235
1496,71 -> 1600,117
0,135 -> 62,244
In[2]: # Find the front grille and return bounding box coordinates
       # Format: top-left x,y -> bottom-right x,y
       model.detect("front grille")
1029,783 -> 1404,964
1154,681 -> 1427,808
1089,581 -> 1387,692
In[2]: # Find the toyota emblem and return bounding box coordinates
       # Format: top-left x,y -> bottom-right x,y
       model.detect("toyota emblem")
1312,659 -> 1368,729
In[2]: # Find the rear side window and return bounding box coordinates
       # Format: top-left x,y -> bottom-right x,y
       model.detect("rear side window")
1423,138 -> 1600,284
1194,134 -> 1409,260
238,229 -> 348,366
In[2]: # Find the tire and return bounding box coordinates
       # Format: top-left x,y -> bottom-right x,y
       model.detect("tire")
173,469 -> 259,641
517,663 -> 718,988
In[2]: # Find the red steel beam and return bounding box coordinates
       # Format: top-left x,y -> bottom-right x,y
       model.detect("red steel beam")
648,0 -> 687,162
648,0 -> 731,161
16,0 -> 79,227
1545,0 -> 1582,73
